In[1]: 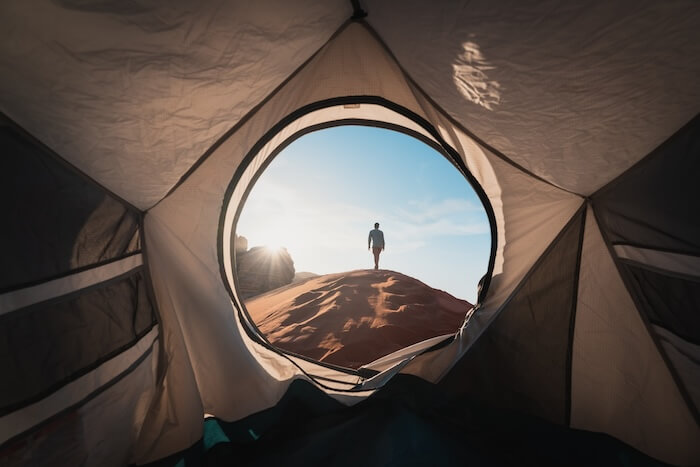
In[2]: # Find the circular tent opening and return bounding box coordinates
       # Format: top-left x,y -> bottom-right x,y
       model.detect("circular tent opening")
219,100 -> 496,385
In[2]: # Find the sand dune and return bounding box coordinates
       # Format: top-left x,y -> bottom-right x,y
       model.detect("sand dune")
245,269 -> 472,369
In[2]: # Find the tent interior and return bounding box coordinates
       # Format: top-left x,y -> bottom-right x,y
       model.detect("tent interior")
1,1 -> 699,465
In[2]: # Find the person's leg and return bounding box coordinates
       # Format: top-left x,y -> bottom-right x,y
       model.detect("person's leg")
373,247 -> 381,270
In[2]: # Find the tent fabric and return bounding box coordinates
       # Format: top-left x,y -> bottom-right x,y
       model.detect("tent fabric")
614,245 -> 700,279
592,114 -> 700,256
0,115 -> 140,293
571,206 -> 700,464
365,0 -> 700,196
0,254 -> 143,315
438,206 -> 585,426
1,27 -> 160,464
0,269 -> 155,416
1,327 -> 158,447
141,22 -> 582,460
0,1 -> 351,210
654,325 -> 700,412
3,336 -> 159,466
621,264 -> 700,345
1,1 -> 699,466
591,110 -> 700,425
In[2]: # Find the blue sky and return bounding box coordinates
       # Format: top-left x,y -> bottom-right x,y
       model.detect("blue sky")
236,125 -> 491,303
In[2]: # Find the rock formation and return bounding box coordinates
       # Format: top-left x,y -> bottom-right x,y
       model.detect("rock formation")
235,244 -> 295,299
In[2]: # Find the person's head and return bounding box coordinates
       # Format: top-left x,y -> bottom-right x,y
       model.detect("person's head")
374,222 -> 379,229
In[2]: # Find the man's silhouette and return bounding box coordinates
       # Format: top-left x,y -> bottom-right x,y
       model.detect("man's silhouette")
368,222 -> 385,270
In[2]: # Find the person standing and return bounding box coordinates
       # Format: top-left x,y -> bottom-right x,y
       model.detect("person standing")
368,222 -> 385,270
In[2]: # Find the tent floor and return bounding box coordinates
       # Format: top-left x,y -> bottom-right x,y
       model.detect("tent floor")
141,375 -> 667,467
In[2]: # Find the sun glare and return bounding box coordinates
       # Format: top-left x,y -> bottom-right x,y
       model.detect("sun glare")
264,244 -> 283,254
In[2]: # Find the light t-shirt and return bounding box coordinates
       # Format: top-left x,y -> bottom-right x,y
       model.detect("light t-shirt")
368,228 -> 385,248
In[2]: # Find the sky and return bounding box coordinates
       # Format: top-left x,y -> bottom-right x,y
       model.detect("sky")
236,125 -> 491,303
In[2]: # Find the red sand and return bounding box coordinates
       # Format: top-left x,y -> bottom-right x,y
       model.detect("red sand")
245,269 -> 472,369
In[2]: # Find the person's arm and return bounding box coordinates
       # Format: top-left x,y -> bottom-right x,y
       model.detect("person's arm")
368,232 -> 371,250
381,231 -> 385,250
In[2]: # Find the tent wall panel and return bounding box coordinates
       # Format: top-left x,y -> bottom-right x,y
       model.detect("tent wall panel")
437,207 -> 584,425
0,115 -> 140,293
0,270 -> 156,416
2,338 -> 158,467
620,263 -> 700,345
411,94 -> 584,314
0,2 -> 350,210
592,114 -> 700,255
654,325 -> 700,412
571,206 -> 700,465
134,210 -> 296,463
618,262 -> 700,417
366,0 -> 700,196
400,98 -> 583,383
591,112 -> 700,426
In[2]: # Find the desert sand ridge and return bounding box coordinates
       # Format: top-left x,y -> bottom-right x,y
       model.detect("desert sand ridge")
245,269 -> 472,369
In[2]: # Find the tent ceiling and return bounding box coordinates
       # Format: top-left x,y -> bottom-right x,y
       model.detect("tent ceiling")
2,2 -> 699,206
0,1 -> 349,210
2,0 -> 700,206
366,0 -> 700,195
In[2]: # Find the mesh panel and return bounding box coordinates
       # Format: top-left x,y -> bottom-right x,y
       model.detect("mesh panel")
0,270 -> 156,415
0,117 -> 140,292
621,263 -> 700,345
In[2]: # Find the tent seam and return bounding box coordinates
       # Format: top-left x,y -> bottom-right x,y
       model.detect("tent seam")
591,113 -> 700,200
565,203 -> 587,426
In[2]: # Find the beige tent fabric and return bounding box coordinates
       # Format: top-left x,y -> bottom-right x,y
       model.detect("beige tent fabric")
139,23 -> 431,461
2,3 -> 697,464
654,325 -> 700,412
5,340 -> 159,467
365,0 -> 700,195
614,245 -> 700,278
4,1 -> 698,206
0,1 -> 349,209
571,206 -> 700,465
140,22 -> 586,461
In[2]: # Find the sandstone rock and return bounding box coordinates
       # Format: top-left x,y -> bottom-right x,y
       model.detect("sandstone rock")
235,246 -> 295,298
233,234 -> 248,253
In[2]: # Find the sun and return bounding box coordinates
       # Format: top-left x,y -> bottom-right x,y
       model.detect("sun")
263,243 -> 284,254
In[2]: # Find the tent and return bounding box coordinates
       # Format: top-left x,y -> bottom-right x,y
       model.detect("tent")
1,1 -> 698,465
